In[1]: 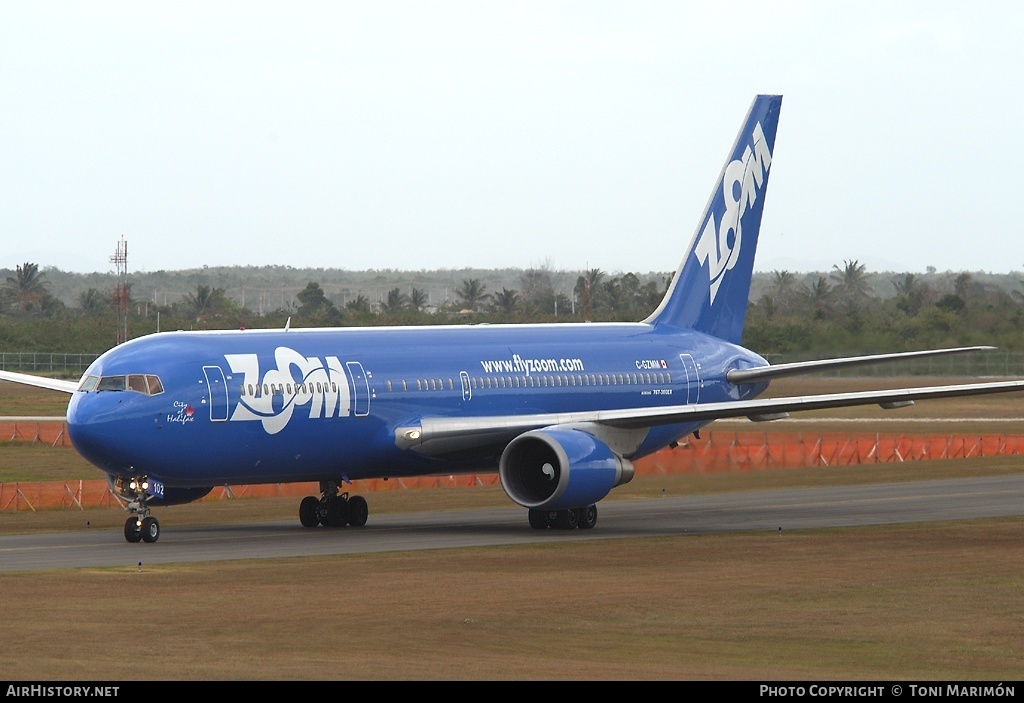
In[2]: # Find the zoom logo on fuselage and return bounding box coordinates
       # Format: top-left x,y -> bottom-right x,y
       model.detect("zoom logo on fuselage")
224,347 -> 351,434
693,120 -> 772,304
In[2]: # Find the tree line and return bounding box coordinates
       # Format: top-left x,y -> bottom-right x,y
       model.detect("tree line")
0,262 -> 670,352
3,260 -> 1023,356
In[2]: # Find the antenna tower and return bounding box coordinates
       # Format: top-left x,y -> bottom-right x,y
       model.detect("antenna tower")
111,236 -> 128,345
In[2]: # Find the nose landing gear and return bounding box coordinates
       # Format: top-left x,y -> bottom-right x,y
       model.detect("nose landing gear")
115,475 -> 160,543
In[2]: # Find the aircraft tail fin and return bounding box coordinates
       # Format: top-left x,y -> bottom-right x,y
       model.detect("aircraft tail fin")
644,94 -> 782,344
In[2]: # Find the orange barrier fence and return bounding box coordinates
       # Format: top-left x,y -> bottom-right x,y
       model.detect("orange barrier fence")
3,428 -> 1023,511
0,475 -> 506,512
1,420 -> 71,446
636,430 -> 1024,474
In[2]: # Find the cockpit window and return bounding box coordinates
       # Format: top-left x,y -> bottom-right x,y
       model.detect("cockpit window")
78,374 -> 164,396
96,375 -> 126,392
146,375 -> 164,395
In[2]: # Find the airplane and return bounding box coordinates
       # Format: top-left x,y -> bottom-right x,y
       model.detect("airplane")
4,93 -> 1024,544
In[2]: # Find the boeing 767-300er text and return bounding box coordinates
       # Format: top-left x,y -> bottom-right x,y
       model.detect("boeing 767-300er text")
4,94 -> 1024,543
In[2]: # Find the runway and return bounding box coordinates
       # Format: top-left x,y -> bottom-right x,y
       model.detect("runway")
1,474 -> 1022,573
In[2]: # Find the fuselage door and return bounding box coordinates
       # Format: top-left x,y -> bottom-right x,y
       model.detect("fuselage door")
202,365 -> 229,422
460,371 -> 472,402
678,353 -> 701,405
346,361 -> 370,417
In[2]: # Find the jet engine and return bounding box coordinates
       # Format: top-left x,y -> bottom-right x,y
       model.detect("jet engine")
498,427 -> 634,511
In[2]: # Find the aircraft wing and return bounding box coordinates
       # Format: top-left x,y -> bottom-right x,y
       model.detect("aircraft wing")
396,378 -> 1024,458
593,378 -> 1024,427
0,370 -> 79,394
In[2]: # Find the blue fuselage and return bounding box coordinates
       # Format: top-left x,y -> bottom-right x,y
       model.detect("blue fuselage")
66,322 -> 768,489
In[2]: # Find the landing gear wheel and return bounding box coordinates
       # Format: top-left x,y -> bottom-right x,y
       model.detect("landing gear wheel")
347,495 -> 368,527
528,509 -> 550,529
299,481 -> 369,530
579,504 -> 598,530
124,518 -> 142,543
140,516 -> 160,543
324,496 -> 350,527
299,496 -> 320,528
554,508 -> 580,530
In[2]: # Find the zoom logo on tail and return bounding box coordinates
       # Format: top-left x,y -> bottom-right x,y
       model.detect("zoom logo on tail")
642,95 -> 780,345
694,121 -> 773,304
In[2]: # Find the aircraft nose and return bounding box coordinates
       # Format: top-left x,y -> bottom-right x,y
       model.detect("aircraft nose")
66,392 -> 129,473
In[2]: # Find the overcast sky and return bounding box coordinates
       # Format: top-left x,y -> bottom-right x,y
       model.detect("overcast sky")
2,1 -> 1022,277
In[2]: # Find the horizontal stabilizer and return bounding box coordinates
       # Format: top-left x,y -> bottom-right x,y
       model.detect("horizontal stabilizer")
726,346 -> 996,385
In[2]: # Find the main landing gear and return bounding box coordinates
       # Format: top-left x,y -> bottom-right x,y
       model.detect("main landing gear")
528,504 -> 598,530
299,480 -> 369,529
117,476 -> 161,544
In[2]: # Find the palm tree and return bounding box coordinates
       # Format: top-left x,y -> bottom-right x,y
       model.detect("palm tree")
379,287 -> 410,313
184,285 -> 230,319
409,287 -> 429,312
803,275 -> 833,318
772,270 -> 798,313
345,294 -> 371,315
892,273 -> 929,316
493,287 -> 519,314
456,278 -> 489,312
4,262 -> 50,313
830,259 -> 873,313
77,288 -> 109,316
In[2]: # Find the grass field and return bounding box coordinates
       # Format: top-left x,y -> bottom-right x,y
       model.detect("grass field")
1,376 -> 1023,681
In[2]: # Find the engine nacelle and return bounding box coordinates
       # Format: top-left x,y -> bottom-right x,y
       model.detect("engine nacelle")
107,474 -> 214,507
498,428 -> 634,511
